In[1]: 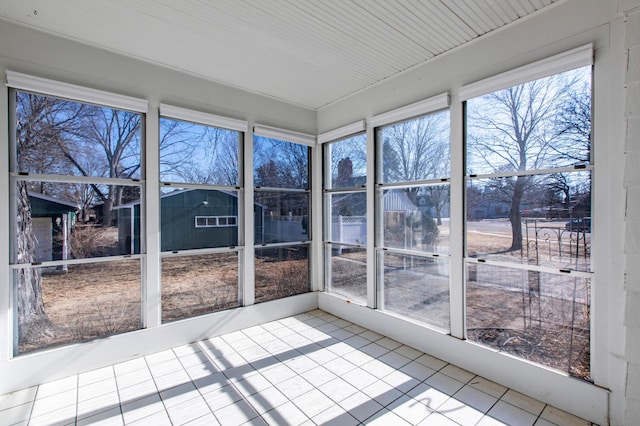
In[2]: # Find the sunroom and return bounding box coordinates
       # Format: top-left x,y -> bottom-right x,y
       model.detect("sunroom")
0,0 -> 638,424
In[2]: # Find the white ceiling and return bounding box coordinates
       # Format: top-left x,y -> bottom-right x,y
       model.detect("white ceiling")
0,0 -> 559,110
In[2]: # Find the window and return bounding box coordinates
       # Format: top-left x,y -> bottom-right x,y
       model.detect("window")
194,215 -> 238,228
464,65 -> 593,379
253,131 -> 311,303
323,133 -> 367,304
375,109 -> 451,331
159,108 -> 245,322
10,86 -> 144,353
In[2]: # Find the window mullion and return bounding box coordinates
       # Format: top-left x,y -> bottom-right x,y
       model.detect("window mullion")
450,99 -> 466,339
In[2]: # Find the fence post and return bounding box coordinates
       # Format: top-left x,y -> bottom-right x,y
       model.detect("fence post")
338,215 -> 343,255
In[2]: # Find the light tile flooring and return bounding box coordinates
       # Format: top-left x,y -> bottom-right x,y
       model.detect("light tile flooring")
0,310 -> 595,426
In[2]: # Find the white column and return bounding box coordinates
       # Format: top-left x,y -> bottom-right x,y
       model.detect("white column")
311,142 -> 323,292
0,81 -> 11,360
243,124 -> 255,306
144,105 -> 161,328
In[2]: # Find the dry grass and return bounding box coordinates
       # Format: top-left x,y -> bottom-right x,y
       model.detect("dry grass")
255,255 -> 309,303
20,260 -> 141,352
161,253 -> 239,323
68,225 -> 119,258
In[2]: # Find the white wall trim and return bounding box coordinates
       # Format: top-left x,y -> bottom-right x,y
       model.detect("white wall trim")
459,43 -> 594,101
370,92 -> 450,128
6,71 -> 148,113
254,124 -> 316,146
159,104 -> 248,132
317,120 -> 366,144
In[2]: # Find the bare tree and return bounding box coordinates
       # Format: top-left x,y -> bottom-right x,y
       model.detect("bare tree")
553,81 -> 591,163
14,92 -> 87,344
381,111 -> 450,223
255,159 -> 281,187
271,140 -> 309,188
381,113 -> 448,185
17,92 -> 142,226
160,119 -> 239,185
328,134 -> 366,186
254,137 -> 309,189
68,106 -> 141,226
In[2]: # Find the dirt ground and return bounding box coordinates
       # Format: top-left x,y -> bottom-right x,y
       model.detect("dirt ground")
20,252 -> 308,353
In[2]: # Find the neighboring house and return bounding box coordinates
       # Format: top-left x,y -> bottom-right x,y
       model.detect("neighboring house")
29,192 -> 77,263
116,189 -> 265,253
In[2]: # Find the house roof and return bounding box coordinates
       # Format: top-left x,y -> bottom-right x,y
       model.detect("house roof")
29,192 -> 78,210
113,188 -> 261,209
0,1 -> 559,110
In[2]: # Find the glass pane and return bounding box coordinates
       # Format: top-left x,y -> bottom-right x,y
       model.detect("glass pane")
254,136 -> 309,189
378,110 -> 450,184
327,192 -> 366,244
466,171 -> 591,271
381,253 -> 449,331
255,245 -> 309,303
466,263 -> 590,379
381,186 -> 449,254
466,66 -> 591,175
159,117 -> 239,185
327,244 -> 367,304
162,252 -> 239,323
326,134 -> 367,189
16,91 -> 142,179
254,192 -> 309,244
160,188 -> 238,251
14,181 -> 141,263
16,259 -> 141,353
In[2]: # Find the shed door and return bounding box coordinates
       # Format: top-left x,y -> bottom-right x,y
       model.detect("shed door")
32,217 -> 52,262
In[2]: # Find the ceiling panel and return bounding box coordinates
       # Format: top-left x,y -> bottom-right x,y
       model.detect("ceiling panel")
0,0 -> 560,110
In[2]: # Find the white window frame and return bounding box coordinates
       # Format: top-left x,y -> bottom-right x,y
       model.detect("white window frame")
157,107 -> 245,316
322,130 -> 368,305
252,128 -> 313,302
373,107 -> 452,331
6,74 -> 147,354
461,47 -> 595,379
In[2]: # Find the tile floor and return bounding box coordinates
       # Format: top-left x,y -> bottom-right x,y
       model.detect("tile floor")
0,310 -> 595,426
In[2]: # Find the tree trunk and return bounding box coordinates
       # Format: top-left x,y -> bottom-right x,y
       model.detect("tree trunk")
509,176 -> 527,251
101,198 -> 114,228
16,182 -> 53,348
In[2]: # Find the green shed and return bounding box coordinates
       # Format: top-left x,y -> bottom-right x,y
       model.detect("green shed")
117,189 -> 264,253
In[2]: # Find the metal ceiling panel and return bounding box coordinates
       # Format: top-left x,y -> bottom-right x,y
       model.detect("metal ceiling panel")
0,0 -> 559,110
